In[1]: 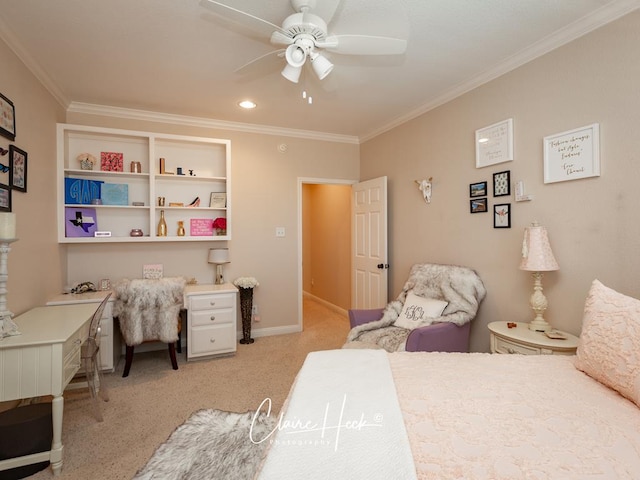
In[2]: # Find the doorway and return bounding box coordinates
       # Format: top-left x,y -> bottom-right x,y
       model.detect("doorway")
298,178 -> 354,331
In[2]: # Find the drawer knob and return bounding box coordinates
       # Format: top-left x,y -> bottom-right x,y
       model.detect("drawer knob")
74,339 -> 82,346
507,348 -> 516,354
210,316 -> 216,321
210,301 -> 216,306
210,338 -> 216,343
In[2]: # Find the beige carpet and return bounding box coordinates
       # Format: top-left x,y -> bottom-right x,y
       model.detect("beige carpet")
28,297 -> 349,480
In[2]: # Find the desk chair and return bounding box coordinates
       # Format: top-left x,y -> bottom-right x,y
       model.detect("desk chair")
82,293 -> 111,422
113,277 -> 186,377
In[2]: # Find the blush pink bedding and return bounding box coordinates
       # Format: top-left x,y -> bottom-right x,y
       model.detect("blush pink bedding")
390,352 -> 640,479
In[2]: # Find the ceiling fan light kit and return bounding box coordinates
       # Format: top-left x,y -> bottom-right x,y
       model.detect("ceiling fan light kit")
202,0 -> 407,85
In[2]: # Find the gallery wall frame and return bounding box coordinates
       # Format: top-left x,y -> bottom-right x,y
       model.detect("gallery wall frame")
0,93 -> 15,141
9,145 -> 27,193
470,198 -> 487,214
493,203 -> 511,228
543,123 -> 600,184
493,170 -> 510,197
0,185 -> 12,212
475,118 -> 513,168
469,181 -> 487,198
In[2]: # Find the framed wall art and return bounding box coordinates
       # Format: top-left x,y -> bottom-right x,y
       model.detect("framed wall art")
0,185 -> 11,212
543,123 -> 600,183
9,145 -> 27,193
0,93 -> 15,141
469,181 -> 487,197
493,203 -> 511,228
470,198 -> 487,213
475,118 -> 513,168
492,170 -> 510,197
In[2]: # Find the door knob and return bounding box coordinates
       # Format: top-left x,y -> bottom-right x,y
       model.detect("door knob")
377,263 -> 389,269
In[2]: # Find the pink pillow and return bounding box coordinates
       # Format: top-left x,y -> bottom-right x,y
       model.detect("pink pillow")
575,280 -> 640,407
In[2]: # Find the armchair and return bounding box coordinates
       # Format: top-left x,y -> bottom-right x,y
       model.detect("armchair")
344,263 -> 486,352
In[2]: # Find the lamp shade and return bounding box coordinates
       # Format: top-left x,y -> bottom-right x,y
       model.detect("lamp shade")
281,63 -> 302,83
310,52 -> 333,80
519,223 -> 559,272
208,248 -> 230,264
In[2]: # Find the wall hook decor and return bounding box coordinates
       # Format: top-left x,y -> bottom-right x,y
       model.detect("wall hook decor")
415,177 -> 433,204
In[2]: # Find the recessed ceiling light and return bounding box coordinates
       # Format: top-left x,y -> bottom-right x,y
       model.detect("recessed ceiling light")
238,100 -> 256,109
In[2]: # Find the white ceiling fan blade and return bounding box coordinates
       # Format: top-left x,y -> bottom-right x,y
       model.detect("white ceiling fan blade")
313,0 -> 342,26
270,30 -> 294,47
234,49 -> 285,75
200,0 -> 287,39
320,35 -> 407,55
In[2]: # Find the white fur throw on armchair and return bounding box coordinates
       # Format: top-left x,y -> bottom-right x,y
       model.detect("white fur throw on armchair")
113,277 -> 186,346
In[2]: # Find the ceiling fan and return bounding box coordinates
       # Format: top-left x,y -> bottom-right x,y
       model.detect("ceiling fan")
200,0 -> 407,84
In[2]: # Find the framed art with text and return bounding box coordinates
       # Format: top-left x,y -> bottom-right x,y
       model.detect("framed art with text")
475,118 -> 513,168
543,123 -> 600,184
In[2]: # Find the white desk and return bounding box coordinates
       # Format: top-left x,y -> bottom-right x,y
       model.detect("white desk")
0,303 -> 99,475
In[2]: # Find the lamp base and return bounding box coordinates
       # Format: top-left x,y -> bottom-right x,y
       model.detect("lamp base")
529,318 -> 552,332
215,264 -> 225,285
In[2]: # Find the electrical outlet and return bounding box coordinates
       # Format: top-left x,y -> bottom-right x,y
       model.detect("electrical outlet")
275,227 -> 285,237
252,305 -> 258,315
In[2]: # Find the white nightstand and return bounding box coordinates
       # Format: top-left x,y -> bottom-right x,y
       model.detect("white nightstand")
488,321 -> 579,355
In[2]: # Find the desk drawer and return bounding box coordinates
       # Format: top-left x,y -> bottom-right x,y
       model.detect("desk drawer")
191,308 -> 234,327
190,293 -> 235,311
494,337 -> 540,355
189,325 -> 236,356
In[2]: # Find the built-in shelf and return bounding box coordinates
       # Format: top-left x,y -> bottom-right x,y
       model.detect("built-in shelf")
57,123 -> 231,243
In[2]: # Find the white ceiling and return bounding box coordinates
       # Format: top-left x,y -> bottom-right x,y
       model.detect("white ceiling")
0,0 -> 637,142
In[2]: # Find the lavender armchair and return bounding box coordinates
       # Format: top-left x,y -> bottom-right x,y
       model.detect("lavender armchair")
348,308 -> 472,352
344,263 -> 486,352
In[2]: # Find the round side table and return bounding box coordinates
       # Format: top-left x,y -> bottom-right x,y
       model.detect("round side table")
488,321 -> 579,355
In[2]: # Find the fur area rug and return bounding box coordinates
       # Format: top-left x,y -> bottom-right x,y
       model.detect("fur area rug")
133,409 -> 275,480
345,263 -> 486,352
113,277 -> 186,345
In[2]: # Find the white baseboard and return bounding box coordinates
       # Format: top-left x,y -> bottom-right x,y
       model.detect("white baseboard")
302,291 -> 348,317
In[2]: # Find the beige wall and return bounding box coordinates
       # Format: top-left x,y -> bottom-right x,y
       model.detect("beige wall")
361,12 -> 640,352
64,112 -> 360,333
1,39 -> 66,315
302,183 -> 351,310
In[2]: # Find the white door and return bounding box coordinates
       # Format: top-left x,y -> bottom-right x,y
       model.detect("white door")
352,176 -> 388,309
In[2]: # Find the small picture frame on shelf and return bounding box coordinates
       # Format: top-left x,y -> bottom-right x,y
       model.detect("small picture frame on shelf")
10,145 -> 27,193
469,181 -> 487,198
493,170 -> 510,197
493,203 -> 511,228
470,198 -> 487,213
100,152 -> 124,172
0,185 -> 11,212
210,192 -> 227,208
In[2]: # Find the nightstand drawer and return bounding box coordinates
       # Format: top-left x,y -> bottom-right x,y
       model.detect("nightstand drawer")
494,336 -> 539,355
189,325 -> 236,356
191,308 -> 234,327
190,293 -> 236,311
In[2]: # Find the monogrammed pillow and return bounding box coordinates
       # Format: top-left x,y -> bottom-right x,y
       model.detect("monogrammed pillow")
574,280 -> 640,407
394,291 -> 448,330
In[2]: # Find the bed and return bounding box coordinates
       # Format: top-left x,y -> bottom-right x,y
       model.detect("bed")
256,280 -> 640,479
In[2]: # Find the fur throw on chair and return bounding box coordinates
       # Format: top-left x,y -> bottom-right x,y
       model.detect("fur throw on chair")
345,263 -> 486,352
113,277 -> 186,346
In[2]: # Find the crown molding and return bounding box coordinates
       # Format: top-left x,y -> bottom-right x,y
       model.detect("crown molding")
360,0 -> 640,142
67,102 -> 360,145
